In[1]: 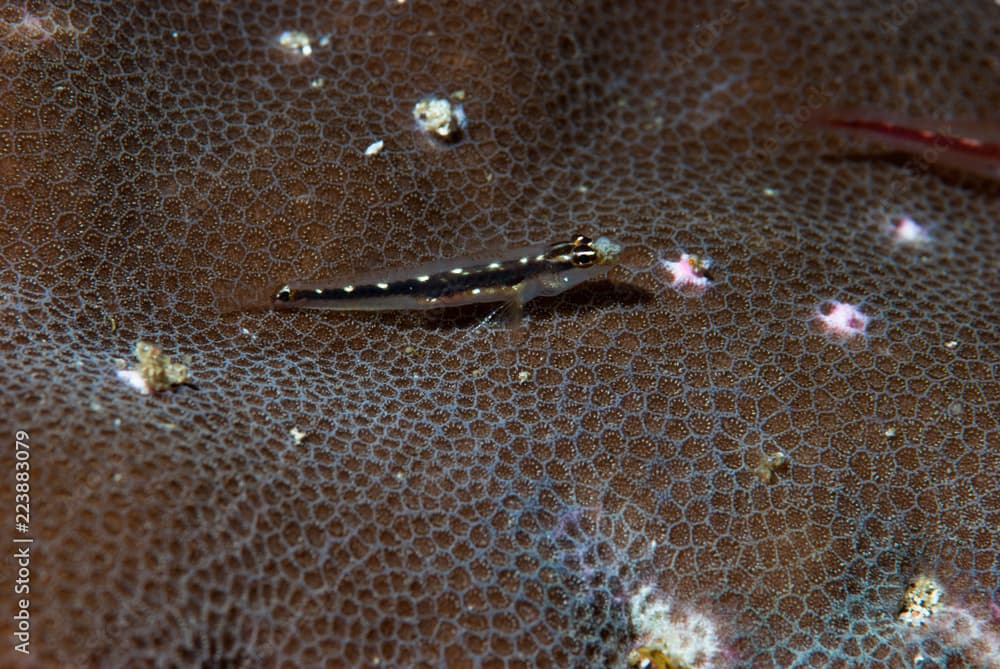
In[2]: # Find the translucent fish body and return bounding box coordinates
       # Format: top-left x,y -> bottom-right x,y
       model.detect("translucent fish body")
273,234 -> 622,311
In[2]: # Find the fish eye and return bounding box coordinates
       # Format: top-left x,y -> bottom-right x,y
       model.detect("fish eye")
570,236 -> 597,267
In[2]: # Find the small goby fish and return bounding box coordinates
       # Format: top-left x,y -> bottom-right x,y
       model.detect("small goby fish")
272,234 -> 622,312
811,108 -> 1000,181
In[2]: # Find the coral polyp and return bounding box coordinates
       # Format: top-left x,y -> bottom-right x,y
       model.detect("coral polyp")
815,300 -> 870,339
659,253 -> 711,292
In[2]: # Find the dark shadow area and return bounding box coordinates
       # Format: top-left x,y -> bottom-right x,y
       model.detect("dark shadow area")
374,278 -> 655,332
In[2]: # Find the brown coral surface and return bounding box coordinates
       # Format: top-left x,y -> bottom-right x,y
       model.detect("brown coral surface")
1,1 -> 998,667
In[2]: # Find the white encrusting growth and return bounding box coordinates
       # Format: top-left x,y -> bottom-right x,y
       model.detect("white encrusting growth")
592,235 -> 622,259
114,341 -> 189,395
893,574 -> 1000,666
898,575 -> 943,627
277,30 -> 313,56
413,96 -> 467,141
116,368 -> 151,395
892,215 -> 930,245
627,586 -> 724,669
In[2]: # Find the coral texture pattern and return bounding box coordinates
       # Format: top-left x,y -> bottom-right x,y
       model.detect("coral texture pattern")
1,1 -> 998,667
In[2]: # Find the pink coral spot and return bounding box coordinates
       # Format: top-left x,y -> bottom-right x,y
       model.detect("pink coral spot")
892,215 -> 929,245
816,300 -> 869,339
660,253 -> 710,292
